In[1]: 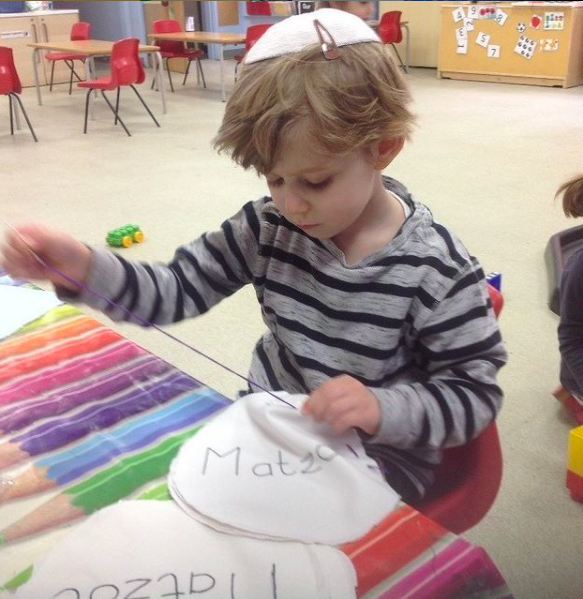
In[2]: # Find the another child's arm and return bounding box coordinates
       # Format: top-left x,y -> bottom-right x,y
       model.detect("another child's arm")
558,252 -> 583,392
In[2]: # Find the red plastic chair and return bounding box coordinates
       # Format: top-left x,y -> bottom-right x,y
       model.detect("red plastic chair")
150,19 -> 206,92
234,23 -> 272,80
78,38 -> 160,137
410,283 -> 504,534
0,46 -> 38,142
45,21 -> 90,94
378,11 -> 408,72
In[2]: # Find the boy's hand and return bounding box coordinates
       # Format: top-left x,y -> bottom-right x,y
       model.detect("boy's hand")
0,224 -> 92,293
302,374 -> 381,435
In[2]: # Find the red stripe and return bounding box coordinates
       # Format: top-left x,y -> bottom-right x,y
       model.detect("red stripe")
0,317 -> 98,360
0,328 -> 122,386
341,506 -> 448,596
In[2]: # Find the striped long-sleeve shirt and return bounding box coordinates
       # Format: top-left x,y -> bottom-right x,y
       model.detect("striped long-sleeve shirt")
73,177 -> 507,501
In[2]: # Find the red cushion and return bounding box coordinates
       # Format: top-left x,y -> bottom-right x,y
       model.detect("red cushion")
77,76 -> 116,91
160,49 -> 204,60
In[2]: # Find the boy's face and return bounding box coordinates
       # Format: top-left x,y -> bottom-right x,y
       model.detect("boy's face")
266,133 -> 380,242
330,1 -> 374,20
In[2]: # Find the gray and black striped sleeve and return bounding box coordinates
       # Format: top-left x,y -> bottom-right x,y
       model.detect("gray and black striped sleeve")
368,258 -> 506,452
72,201 -> 261,324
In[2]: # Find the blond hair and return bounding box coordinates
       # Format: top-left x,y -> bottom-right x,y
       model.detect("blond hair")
556,175 -> 583,218
214,43 -> 415,175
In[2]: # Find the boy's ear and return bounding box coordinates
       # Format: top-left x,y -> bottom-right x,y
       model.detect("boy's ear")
373,137 -> 405,170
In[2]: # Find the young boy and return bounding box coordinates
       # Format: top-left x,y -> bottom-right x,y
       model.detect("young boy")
1,9 -> 507,503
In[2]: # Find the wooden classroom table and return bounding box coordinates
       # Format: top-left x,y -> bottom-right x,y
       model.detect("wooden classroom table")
438,2 -> 583,88
27,40 -> 167,114
0,269 -> 514,598
147,31 -> 246,102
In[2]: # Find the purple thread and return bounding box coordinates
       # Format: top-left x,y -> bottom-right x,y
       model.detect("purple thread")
30,248 -> 296,410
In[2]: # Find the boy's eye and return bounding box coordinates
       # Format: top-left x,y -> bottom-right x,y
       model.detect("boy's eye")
305,178 -> 332,190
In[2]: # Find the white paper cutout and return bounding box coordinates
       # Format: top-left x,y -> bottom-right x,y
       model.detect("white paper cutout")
517,22 -> 526,33
463,17 -> 475,32
452,7 -> 465,23
456,39 -> 468,55
456,25 -> 467,41
487,45 -> 501,58
544,12 -> 564,30
467,5 -> 479,20
495,8 -> 508,26
14,501 -> 358,599
476,32 -> 491,48
0,285 -> 62,340
514,35 -> 536,59
169,392 -> 400,545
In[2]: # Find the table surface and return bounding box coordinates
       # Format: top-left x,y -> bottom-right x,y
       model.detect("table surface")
147,31 -> 246,45
28,39 -> 161,55
0,271 -> 514,599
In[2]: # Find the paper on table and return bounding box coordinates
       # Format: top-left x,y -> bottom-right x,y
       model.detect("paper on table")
15,501 -> 357,599
169,392 -> 400,545
0,285 -> 62,340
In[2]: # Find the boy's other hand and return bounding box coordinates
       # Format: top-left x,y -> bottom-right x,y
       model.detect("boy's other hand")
302,374 -> 381,435
0,223 -> 92,293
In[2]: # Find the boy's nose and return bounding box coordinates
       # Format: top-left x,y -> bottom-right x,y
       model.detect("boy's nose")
284,193 -> 309,215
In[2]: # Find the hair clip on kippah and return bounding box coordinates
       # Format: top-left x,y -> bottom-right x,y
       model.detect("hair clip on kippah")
313,19 -> 340,60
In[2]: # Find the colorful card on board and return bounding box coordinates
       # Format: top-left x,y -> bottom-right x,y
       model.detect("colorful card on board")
514,35 -> 536,59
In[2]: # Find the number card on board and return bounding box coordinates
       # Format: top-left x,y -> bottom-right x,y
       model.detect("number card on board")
495,8 -> 508,26
476,32 -> 491,48
487,45 -> 501,58
452,6 -> 465,23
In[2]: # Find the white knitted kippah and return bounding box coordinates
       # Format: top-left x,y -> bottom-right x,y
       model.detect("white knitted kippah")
244,8 -> 381,64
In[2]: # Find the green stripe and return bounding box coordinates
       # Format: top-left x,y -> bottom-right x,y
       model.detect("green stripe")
67,427 -> 200,514
138,482 -> 171,501
18,304 -> 81,334
1,566 -> 33,592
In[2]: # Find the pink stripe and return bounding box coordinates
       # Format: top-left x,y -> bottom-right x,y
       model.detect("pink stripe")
0,341 -> 144,404
375,538 -> 509,599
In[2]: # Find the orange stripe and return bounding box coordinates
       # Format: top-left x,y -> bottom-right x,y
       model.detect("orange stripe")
0,328 -> 122,385
341,506 -> 448,596
0,317 -> 99,360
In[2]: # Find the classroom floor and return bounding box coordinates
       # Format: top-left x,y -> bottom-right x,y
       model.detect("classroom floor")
2,60 -> 583,598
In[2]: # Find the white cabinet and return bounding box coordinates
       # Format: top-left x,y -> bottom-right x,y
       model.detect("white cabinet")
0,11 -> 79,87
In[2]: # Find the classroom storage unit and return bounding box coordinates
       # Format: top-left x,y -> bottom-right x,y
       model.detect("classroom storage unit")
0,9 -> 79,87
438,2 -> 583,88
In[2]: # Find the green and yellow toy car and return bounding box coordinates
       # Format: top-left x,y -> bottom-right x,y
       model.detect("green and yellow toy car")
106,224 -> 144,248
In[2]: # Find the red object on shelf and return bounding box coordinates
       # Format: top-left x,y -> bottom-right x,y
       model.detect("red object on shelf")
247,1 -> 271,16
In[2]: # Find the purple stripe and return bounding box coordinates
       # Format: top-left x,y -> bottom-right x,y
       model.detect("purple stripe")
0,341 -> 143,404
13,371 -> 200,455
58,394 -> 224,484
0,354 -> 171,434
378,538 -> 510,599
